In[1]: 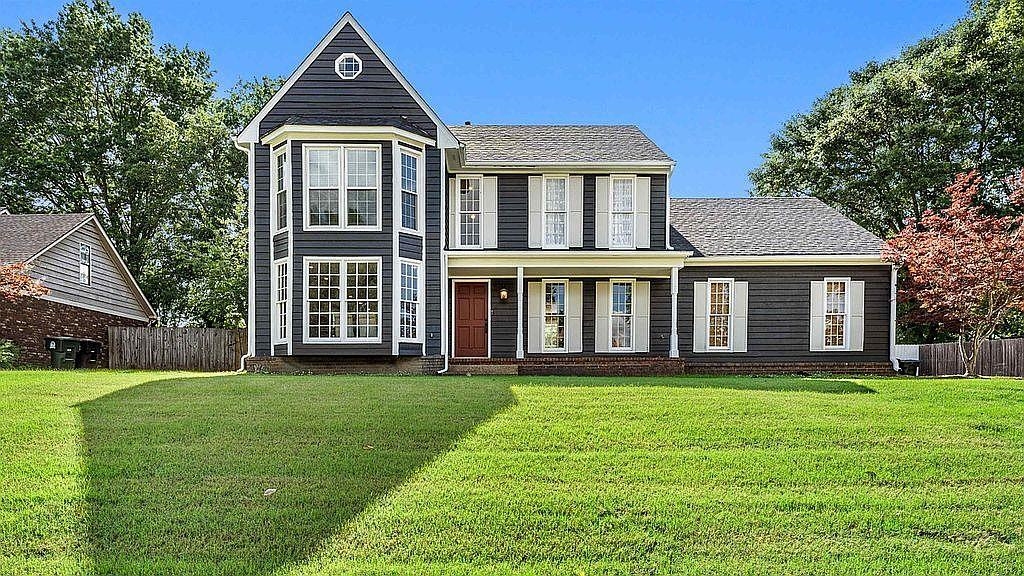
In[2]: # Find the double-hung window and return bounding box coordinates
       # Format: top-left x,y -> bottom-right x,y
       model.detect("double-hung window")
543,281 -> 567,352
78,244 -> 91,285
304,145 -> 380,230
824,279 -> 849,349
273,148 -> 289,232
399,261 -> 420,341
610,176 -> 635,248
458,177 -> 482,248
274,260 -> 288,343
610,281 -> 633,350
305,258 -> 380,342
543,176 -> 567,248
400,150 -> 420,232
707,279 -> 732,350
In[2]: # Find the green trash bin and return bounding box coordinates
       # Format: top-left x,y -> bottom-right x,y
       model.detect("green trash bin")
45,337 -> 79,370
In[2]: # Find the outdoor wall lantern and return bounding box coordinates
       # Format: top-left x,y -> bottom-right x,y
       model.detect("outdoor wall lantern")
499,288 -> 509,301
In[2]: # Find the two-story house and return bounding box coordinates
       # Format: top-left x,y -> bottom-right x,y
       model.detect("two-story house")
235,13 -> 896,375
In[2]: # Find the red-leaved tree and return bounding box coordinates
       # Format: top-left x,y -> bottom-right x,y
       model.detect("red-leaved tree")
0,263 -> 48,301
884,172 -> 1024,376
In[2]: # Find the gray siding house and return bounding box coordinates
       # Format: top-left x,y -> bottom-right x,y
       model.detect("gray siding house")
236,13 -> 896,375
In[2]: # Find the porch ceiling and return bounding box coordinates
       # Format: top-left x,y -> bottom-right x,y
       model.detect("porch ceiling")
447,250 -> 691,279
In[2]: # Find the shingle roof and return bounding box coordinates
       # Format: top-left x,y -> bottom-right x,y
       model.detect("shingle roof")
669,197 -> 883,257
0,213 -> 93,264
449,125 -> 673,164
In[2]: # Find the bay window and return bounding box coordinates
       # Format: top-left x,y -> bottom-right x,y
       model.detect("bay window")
304,145 -> 380,231
304,258 -> 380,343
274,260 -> 288,343
399,261 -> 420,341
400,150 -> 419,232
273,148 -> 289,231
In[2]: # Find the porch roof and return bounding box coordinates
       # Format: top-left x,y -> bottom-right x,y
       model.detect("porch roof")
447,250 -> 691,278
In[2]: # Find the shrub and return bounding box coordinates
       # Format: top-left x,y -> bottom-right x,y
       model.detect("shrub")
0,340 -> 21,368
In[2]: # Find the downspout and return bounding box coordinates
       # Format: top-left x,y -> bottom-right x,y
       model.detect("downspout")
890,264 -> 899,371
233,136 -> 256,372
437,147 -> 450,374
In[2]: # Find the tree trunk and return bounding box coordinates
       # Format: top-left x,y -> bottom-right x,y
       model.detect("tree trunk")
959,333 -> 981,377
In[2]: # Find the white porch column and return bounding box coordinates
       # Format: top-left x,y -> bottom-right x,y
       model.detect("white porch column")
516,266 -> 525,359
670,266 -> 680,358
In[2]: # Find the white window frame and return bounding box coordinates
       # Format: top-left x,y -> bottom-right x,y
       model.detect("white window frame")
542,175 -> 569,249
398,258 -> 423,343
608,174 -> 637,249
608,278 -> 635,352
824,277 -> 851,351
334,53 -> 362,80
78,243 -> 91,285
542,279 -> 568,353
398,147 -> 424,236
301,256 -> 382,344
272,258 -> 289,344
272,146 -> 290,233
706,278 -> 734,352
456,174 -> 483,249
302,143 -> 382,232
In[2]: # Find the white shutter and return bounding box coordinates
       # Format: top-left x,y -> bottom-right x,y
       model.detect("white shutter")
448,178 -> 458,249
568,176 -> 584,248
482,176 -> 498,248
528,176 -> 543,248
528,282 -> 543,353
733,281 -> 748,353
810,281 -> 825,352
849,280 -> 865,352
636,176 -> 651,249
693,281 -> 708,353
568,281 -> 583,353
595,177 -> 609,249
595,281 -> 610,352
634,281 -> 650,353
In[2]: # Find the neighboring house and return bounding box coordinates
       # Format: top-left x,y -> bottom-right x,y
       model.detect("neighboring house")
0,211 -> 156,366
235,12 -> 896,375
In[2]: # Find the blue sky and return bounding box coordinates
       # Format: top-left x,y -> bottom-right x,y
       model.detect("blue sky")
4,1 -> 967,197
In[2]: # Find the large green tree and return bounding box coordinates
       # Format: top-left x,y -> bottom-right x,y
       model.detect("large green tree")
751,0 -> 1024,238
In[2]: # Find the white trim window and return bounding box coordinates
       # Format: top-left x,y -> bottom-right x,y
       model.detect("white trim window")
400,150 -> 420,233
78,243 -> 91,285
303,144 -> 381,231
825,278 -> 849,349
345,260 -> 380,339
610,176 -> 635,248
306,260 -> 343,340
304,257 -> 381,342
334,53 -> 362,79
707,279 -> 733,350
610,280 -> 634,350
543,176 -> 568,248
272,147 -> 290,232
458,176 -> 482,248
399,261 -> 421,342
543,280 -> 567,352
273,260 -> 289,343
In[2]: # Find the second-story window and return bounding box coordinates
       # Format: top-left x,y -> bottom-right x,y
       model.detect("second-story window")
273,148 -> 289,232
459,177 -> 482,248
306,148 -> 341,227
345,148 -> 378,228
610,176 -> 635,248
78,243 -> 91,285
304,145 -> 380,231
543,176 -> 567,248
400,151 -> 418,231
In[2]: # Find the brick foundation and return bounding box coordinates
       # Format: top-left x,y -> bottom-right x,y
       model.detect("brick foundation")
0,296 -> 147,367
246,355 -> 433,375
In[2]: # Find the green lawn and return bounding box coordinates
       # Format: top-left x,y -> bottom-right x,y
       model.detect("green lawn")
1,371 -> 1022,575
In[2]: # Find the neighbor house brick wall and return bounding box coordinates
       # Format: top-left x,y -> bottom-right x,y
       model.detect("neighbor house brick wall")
0,296 -> 147,367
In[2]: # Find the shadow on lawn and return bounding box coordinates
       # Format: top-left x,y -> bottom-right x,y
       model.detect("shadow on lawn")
78,375 -> 515,575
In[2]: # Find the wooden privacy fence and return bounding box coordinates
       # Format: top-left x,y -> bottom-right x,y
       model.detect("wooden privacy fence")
108,327 -> 246,371
918,338 -> 1024,377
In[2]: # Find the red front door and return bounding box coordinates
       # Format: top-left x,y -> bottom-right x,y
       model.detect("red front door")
455,282 -> 488,358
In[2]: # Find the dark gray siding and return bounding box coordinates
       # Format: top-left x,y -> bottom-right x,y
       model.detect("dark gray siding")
486,277 -> 672,358
30,220 -> 149,320
398,342 -> 423,356
398,234 -> 423,261
456,173 -> 668,251
273,233 -> 288,260
424,147 -> 442,355
679,265 -> 891,363
258,24 -> 436,139
254,145 -> 272,355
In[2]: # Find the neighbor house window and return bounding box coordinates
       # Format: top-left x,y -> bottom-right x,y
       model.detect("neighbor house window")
459,177 -> 482,247
708,280 -> 732,350
400,261 -> 420,341
543,176 -> 567,248
610,176 -> 635,248
543,281 -> 567,351
825,279 -> 849,349
304,145 -> 379,230
78,243 -> 91,285
400,151 -> 419,231
334,53 -> 362,79
274,261 -> 288,343
610,281 -> 633,350
273,148 -> 289,231
305,258 -> 380,342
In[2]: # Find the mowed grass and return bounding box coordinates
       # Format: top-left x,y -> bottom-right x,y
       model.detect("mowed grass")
0,371 -> 1022,575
